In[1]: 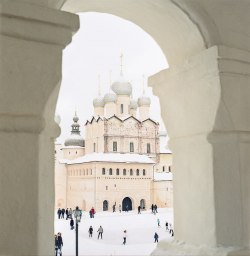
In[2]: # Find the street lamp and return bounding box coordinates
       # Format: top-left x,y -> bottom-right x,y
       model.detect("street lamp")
74,206 -> 81,256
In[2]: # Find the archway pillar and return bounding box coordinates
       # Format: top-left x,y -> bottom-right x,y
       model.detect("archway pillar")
0,1 -> 79,255
150,45 -> 250,255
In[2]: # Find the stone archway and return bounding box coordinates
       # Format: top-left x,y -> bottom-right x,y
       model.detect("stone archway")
0,1 -> 250,256
103,200 -> 109,211
122,197 -> 132,211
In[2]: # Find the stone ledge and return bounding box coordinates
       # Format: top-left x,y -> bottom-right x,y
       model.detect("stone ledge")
151,240 -> 250,256
0,1 -> 79,46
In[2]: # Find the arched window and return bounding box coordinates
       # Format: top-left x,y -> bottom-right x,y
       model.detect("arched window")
113,141 -> 117,152
109,168 -> 112,175
102,168 -> 105,175
116,168 -> 119,175
130,142 -> 134,152
136,169 -> 139,176
147,143 -> 151,153
123,169 -> 126,176
130,169 -> 133,176
143,169 -> 146,176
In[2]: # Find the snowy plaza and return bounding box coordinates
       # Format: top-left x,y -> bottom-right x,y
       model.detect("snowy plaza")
54,208 -> 173,256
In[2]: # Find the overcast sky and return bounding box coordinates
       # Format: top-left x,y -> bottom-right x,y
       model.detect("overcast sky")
56,12 -> 168,144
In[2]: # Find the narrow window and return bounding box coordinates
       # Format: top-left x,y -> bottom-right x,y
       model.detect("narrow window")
90,169 -> 92,175
136,169 -> 139,176
102,168 -> 105,175
163,166 -> 165,172
113,141 -> 117,152
130,142 -> 134,153
86,169 -> 88,175
123,169 -> 126,176
116,168 -> 119,175
169,166 -> 171,172
106,186 -> 108,190
93,143 -> 96,152
109,168 -> 112,175
76,151 -> 77,154
121,104 -> 124,114
147,143 -> 151,153
130,169 -> 133,176
143,169 -> 146,176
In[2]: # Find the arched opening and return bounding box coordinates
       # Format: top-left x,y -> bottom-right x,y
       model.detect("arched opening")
103,200 -> 109,211
140,199 -> 146,210
122,197 -> 132,211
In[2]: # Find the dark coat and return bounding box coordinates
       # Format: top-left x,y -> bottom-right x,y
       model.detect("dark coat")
154,233 -> 159,239
70,219 -> 74,227
89,227 -> 93,234
57,235 -> 63,246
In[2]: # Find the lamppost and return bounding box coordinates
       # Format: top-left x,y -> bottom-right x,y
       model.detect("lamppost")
74,206 -> 81,256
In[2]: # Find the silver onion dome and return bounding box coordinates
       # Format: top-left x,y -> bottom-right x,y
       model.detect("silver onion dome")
138,95 -> 151,107
64,113 -> 84,147
111,75 -> 132,96
93,96 -> 105,107
104,92 -> 117,103
130,99 -> 138,109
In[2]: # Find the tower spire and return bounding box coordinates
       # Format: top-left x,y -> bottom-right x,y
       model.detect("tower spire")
142,74 -> 145,95
98,74 -> 101,96
120,53 -> 123,76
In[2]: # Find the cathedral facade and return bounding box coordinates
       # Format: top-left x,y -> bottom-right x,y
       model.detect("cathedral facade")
55,72 -> 173,212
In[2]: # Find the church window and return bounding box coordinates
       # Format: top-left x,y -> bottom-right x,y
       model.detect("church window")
169,166 -> 171,172
123,169 -> 126,176
143,169 -> 146,176
116,168 -> 119,175
93,143 -> 96,152
106,186 -> 108,190
163,166 -> 165,172
113,141 -> 117,152
130,169 -> 133,176
109,168 -> 112,175
147,143 -> 151,153
136,169 -> 140,176
130,142 -> 134,152
102,168 -> 105,175
121,104 -> 124,114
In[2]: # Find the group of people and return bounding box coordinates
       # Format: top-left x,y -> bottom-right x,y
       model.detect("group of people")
151,204 -> 158,214
88,225 -> 104,239
54,232 -> 63,256
89,207 -> 96,218
165,221 -> 174,236
57,208 -> 74,220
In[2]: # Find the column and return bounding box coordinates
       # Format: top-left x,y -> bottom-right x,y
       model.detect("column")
149,46 -> 250,255
0,1 -> 79,255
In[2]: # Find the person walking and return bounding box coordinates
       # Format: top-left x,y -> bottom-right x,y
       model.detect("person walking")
57,208 -> 61,219
165,221 -> 169,231
122,230 -> 127,245
65,208 -> 69,220
157,218 -> 161,227
88,226 -> 93,238
138,205 -> 141,214
55,234 -> 59,256
91,207 -> 95,218
119,204 -> 121,213
57,232 -> 63,256
97,226 -> 103,239
70,218 -> 74,230
112,204 -> 116,212
154,204 -> 158,213
151,204 -> 154,213
154,232 -> 159,243
61,208 -> 65,219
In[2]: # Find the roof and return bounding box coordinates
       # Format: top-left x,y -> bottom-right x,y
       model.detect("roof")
61,152 -> 155,165
154,171 -> 173,181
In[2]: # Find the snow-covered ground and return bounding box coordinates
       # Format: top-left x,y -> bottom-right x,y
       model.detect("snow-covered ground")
55,208 -> 173,256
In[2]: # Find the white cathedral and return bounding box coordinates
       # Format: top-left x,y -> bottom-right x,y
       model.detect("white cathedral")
55,71 -> 173,212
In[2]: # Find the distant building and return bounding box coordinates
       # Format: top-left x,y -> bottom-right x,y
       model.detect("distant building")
55,70 -> 173,211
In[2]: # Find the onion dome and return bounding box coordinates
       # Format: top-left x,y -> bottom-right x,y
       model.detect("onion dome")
64,112 -> 84,147
104,92 -> 117,103
93,96 -> 105,107
130,99 -> 138,109
111,75 -> 132,96
138,95 -> 151,107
